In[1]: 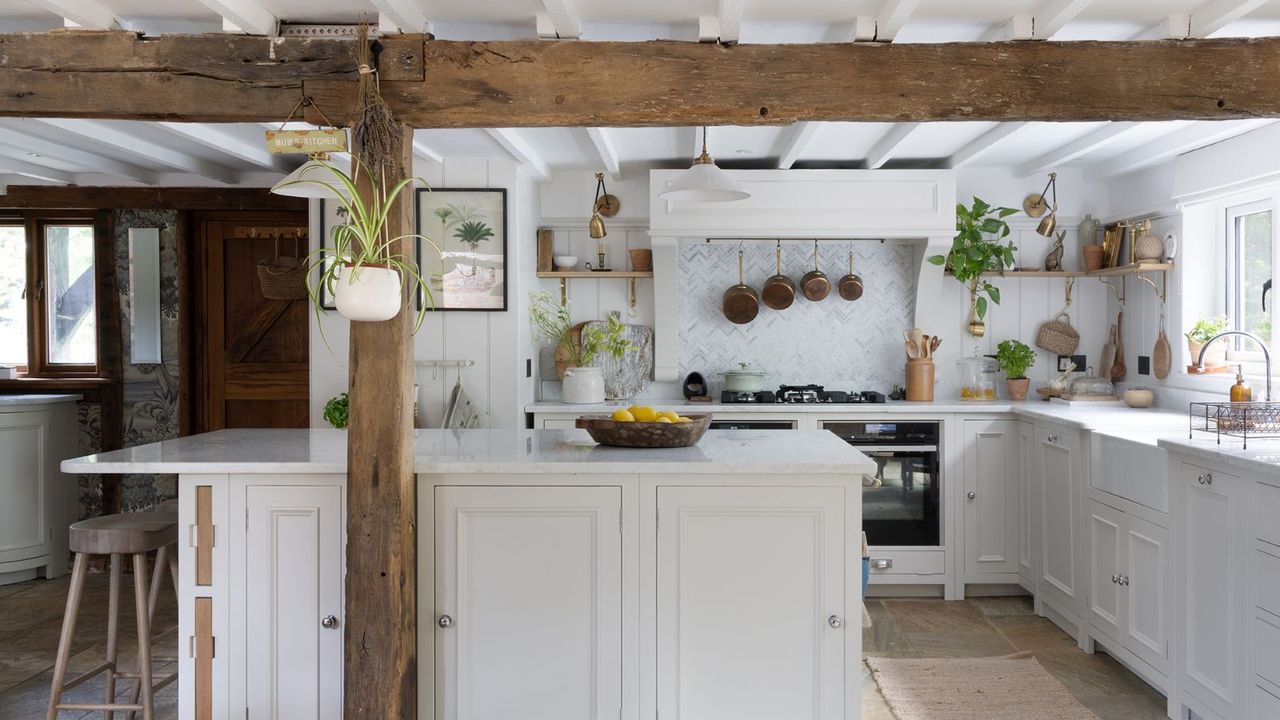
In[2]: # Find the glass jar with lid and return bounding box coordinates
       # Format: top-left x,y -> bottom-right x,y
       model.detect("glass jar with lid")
957,355 -> 998,401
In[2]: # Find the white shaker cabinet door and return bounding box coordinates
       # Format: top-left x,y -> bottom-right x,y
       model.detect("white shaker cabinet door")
1123,515 -> 1168,673
0,411 -> 49,565
244,485 -> 343,720
656,486 -> 846,720
434,486 -> 622,720
1017,421 -> 1037,591
1086,501 -> 1123,642
1037,425 -> 1080,611
962,419 -> 1021,576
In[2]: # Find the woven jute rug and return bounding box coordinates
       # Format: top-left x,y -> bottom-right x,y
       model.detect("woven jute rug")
866,653 -> 1096,720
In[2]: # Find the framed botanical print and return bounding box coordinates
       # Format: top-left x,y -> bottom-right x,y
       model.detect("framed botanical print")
317,198 -> 344,310
415,188 -> 508,311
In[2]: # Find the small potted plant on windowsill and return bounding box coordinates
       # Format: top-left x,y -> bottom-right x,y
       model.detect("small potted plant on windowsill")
529,291 -> 632,404
1185,315 -> 1229,370
996,339 -> 1035,401
928,197 -> 1019,337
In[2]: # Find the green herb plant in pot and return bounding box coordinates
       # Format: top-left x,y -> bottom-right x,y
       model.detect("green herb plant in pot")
1185,315 -> 1229,370
928,197 -> 1018,337
323,392 -> 349,429
529,291 -> 633,404
996,339 -> 1036,401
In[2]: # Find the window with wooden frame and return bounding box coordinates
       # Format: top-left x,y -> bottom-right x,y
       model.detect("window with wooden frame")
0,211 -> 100,377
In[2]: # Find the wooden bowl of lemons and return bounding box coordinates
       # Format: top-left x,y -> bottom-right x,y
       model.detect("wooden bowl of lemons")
575,406 -> 713,448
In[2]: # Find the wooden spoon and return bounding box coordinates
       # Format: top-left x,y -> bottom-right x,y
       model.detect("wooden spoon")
1153,310 -> 1172,379
905,340 -> 921,359
930,336 -> 941,355
1110,311 -> 1127,380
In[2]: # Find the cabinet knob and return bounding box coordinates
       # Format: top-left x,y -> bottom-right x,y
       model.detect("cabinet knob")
1047,434 -> 1058,443
1120,576 -> 1130,586
828,615 -> 843,629
967,491 -> 976,500
321,615 -> 338,630
438,614 -> 454,629
1111,574 -> 1119,584
1197,474 -> 1205,484
1204,473 -> 1213,485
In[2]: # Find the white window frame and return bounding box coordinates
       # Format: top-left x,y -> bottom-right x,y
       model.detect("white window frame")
1223,192 -> 1279,376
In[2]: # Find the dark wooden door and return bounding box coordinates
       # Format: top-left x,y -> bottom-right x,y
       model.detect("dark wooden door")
195,212 -> 310,431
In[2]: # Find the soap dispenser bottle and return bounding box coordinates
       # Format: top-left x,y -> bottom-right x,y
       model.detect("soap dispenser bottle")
1231,365 -> 1253,402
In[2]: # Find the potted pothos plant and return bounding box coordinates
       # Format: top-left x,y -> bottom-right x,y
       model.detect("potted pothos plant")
928,197 -> 1018,337
996,339 -> 1035,401
282,160 -> 437,329
529,291 -> 632,404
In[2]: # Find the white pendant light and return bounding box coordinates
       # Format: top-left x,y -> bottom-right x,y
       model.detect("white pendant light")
659,126 -> 750,203
270,154 -> 351,200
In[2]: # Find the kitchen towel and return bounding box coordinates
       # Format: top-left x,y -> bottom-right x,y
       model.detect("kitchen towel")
443,375 -> 488,429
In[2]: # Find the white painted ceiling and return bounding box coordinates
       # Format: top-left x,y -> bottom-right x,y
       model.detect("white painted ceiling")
1,0 -> 1278,188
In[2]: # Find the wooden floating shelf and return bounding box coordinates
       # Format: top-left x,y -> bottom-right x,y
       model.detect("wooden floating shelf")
537,271 -> 654,279
948,262 -> 1173,279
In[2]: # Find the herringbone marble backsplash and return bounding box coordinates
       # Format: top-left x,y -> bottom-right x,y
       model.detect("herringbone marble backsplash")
678,240 -> 918,393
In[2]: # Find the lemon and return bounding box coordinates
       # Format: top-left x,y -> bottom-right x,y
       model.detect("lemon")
656,417 -> 673,423
630,405 -> 659,422
676,416 -> 692,423
610,409 -> 636,422
658,411 -> 681,423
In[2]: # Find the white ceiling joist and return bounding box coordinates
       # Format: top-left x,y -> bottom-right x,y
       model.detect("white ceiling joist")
1015,122 -> 1142,176
36,119 -> 239,184
848,16 -> 877,41
773,123 -> 820,170
866,123 -> 920,169
982,15 -> 1033,41
485,129 -> 550,180
194,0 -> 276,36
0,120 -> 156,184
411,138 -> 443,166
370,0 -> 431,34
158,122 -> 287,171
1088,120 -> 1275,179
875,0 -> 921,42
1033,0 -> 1095,38
0,154 -> 73,184
24,0 -> 120,28
584,128 -> 621,180
717,0 -> 743,44
947,123 -> 1028,169
1188,0 -> 1268,37
537,0 -> 581,39
1132,15 -> 1190,39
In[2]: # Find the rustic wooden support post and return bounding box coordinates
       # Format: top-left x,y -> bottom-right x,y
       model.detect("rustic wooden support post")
345,123 -> 417,718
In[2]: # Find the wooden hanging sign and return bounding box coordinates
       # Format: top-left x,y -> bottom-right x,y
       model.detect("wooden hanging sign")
265,128 -> 348,155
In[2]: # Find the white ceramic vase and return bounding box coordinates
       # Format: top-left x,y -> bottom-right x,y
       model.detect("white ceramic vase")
562,366 -> 605,404
335,264 -> 402,322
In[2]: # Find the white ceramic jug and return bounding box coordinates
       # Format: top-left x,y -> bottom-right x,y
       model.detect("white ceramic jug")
562,366 -> 605,404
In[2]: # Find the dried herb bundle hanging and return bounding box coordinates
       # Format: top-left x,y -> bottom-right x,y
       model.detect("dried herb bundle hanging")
353,23 -> 400,174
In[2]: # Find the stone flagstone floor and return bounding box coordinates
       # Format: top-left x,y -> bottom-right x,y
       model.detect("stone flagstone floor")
0,574 -> 1166,719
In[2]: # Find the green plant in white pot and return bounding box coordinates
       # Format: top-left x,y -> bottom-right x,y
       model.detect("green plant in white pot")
1185,315 -> 1229,369
529,291 -> 632,404
281,160 -> 436,328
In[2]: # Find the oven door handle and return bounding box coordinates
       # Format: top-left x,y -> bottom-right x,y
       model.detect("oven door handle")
848,445 -> 938,453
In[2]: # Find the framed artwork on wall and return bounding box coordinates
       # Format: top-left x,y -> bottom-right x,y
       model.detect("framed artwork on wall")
415,188 -> 508,312
317,198 -> 342,311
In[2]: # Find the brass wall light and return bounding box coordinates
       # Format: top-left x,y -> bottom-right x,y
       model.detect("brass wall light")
1023,172 -> 1059,237
589,171 -> 619,239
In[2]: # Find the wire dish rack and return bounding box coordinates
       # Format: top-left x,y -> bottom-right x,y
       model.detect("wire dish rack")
1189,401 -> 1280,448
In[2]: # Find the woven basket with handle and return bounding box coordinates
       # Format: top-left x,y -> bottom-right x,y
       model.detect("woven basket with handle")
1036,312 -> 1080,356
256,234 -> 307,300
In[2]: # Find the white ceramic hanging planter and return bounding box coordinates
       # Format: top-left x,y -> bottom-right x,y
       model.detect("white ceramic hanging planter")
334,263 -> 403,322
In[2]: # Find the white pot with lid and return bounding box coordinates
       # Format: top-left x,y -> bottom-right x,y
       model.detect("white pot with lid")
721,363 -> 767,393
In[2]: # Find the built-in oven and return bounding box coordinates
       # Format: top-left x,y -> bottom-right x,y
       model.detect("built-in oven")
823,420 -> 942,579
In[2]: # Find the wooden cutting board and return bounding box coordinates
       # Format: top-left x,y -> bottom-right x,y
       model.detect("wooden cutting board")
584,315 -> 654,400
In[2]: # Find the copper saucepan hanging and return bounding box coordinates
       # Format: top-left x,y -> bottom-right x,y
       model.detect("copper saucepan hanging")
800,239 -> 830,301
762,240 -> 796,310
722,248 -> 760,324
838,248 -> 863,301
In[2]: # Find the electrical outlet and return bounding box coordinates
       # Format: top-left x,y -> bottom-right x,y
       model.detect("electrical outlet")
1058,354 -> 1087,372
526,358 -> 533,378
1071,354 -> 1087,371
1138,356 -> 1151,375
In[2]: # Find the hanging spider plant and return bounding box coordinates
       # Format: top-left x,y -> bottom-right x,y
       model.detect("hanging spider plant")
277,159 -> 439,332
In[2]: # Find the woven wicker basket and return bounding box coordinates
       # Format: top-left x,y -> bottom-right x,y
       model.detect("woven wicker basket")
256,234 -> 308,300
1036,313 -> 1080,356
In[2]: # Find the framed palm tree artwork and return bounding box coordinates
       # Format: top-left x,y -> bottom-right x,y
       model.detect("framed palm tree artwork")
414,188 -> 508,311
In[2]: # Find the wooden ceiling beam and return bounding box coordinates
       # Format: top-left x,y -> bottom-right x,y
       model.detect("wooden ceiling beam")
4,34 -> 1280,125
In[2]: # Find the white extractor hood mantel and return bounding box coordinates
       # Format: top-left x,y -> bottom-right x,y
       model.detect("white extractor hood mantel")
645,169 -> 959,383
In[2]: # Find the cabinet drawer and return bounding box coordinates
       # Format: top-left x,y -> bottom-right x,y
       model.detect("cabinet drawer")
865,552 -> 945,576
1257,616 -> 1280,687
1259,482 -> 1280,549
1257,684 -> 1280,720
1259,551 -> 1280,617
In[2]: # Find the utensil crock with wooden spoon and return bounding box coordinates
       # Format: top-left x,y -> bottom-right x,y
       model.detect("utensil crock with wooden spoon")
762,240 -> 796,310
838,250 -> 863,301
722,249 -> 760,325
801,240 -> 830,301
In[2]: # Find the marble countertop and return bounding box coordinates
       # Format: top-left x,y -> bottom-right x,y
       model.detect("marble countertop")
528,399 -> 1016,414
1158,435 -> 1280,478
0,393 -> 82,407
61,428 -> 876,476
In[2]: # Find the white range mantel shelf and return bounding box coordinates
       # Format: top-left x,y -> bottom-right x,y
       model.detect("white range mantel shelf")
61,428 -> 874,476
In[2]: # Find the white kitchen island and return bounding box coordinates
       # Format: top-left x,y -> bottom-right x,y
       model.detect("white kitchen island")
63,428 -> 873,720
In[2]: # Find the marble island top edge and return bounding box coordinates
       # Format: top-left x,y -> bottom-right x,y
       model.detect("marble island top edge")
61,428 -> 875,476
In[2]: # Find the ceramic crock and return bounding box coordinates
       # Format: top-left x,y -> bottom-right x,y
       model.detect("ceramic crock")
562,366 -> 606,404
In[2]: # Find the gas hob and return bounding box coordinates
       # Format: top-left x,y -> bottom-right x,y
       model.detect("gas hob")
721,384 -> 887,405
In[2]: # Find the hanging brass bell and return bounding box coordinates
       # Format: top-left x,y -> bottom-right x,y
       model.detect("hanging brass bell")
589,212 -> 607,239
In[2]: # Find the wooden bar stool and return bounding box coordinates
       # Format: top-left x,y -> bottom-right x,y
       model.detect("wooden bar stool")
46,512 -> 179,720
